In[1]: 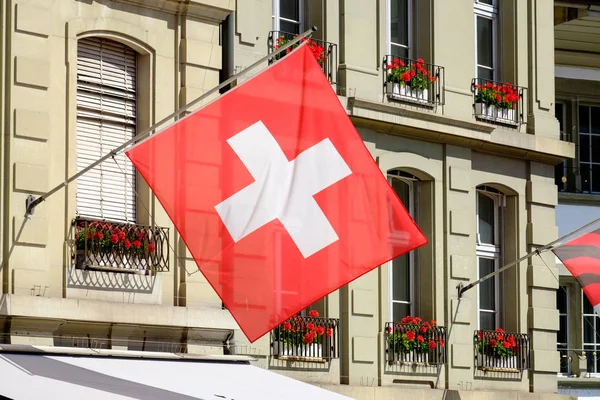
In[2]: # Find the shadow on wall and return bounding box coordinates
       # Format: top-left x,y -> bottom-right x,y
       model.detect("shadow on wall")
67,267 -> 156,293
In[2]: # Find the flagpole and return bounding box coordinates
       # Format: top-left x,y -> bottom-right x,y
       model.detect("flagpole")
24,26 -> 318,217
457,215 -> 600,298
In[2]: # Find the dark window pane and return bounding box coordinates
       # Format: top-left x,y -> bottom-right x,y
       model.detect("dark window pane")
585,296 -> 594,314
555,162 -> 565,190
557,287 -> 567,314
392,254 -> 410,302
582,164 -> 591,193
592,107 -> 600,134
555,103 -> 564,133
279,0 -> 300,21
478,0 -> 493,4
391,44 -> 409,59
558,316 -> 568,344
585,317 -> 595,343
585,345 -> 596,372
478,192 -> 495,244
593,136 -> 600,163
580,134 -> 590,163
580,105 -> 590,133
477,66 -> 494,81
593,165 -> 600,193
279,20 -> 300,35
476,16 -> 493,68
391,178 -> 410,208
479,258 -> 496,310
480,312 -> 495,331
393,302 -> 411,322
390,0 -> 409,47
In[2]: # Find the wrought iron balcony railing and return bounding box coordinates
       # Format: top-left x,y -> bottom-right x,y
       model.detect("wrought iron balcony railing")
71,217 -> 169,274
384,321 -> 447,366
268,31 -> 338,85
383,55 -> 445,107
270,315 -> 339,362
471,78 -> 527,127
474,329 -> 530,372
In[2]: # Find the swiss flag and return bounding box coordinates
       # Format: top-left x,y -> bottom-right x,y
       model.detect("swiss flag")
126,44 -> 427,342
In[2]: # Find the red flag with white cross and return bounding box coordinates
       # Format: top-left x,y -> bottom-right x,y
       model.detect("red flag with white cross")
126,43 -> 427,342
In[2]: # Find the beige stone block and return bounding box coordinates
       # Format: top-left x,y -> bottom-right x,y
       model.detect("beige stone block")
528,264 -> 559,289
451,297 -> 471,324
450,255 -> 472,280
352,289 -> 375,316
352,336 -> 376,363
527,222 -> 558,246
451,344 -> 472,368
531,330 -> 558,351
14,162 -> 48,193
530,287 -> 556,308
526,181 -> 558,206
528,307 -> 559,331
15,57 -> 50,89
182,38 -> 222,69
11,269 -> 57,297
449,167 -> 470,192
450,210 -> 470,236
453,323 -> 475,345
13,216 -> 47,246
531,349 -> 560,373
14,109 -> 49,141
15,3 -> 51,37
529,371 -> 558,394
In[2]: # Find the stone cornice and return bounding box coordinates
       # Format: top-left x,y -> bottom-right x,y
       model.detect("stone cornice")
111,0 -> 234,22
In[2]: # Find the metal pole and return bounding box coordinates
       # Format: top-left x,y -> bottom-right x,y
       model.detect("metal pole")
24,26 -> 318,217
458,216 -> 600,298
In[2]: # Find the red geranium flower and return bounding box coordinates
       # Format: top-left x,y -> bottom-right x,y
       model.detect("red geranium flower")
308,310 -> 319,317
124,240 -> 132,249
304,333 -> 313,344
417,335 -> 425,343
133,240 -> 141,249
110,234 -> 119,244
148,242 -> 156,253
283,322 -> 292,331
428,340 -> 437,349
406,331 -> 416,341
326,328 -> 333,338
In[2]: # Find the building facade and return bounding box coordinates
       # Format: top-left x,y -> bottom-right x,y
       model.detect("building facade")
0,0 -> 574,399
553,1 -> 600,398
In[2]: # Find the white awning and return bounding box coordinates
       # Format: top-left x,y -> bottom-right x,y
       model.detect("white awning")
0,345 -> 351,400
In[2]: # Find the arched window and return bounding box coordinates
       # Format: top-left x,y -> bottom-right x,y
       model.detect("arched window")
76,37 -> 137,222
388,170 -> 418,321
476,186 -> 504,330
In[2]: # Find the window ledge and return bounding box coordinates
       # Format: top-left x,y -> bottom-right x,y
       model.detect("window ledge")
344,96 -> 575,164
558,192 -> 600,205
111,0 -> 234,21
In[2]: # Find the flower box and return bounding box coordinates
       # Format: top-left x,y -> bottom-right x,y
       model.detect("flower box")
388,351 -> 430,365
474,103 -> 516,125
387,82 -> 429,104
273,341 -> 323,359
477,354 -> 518,371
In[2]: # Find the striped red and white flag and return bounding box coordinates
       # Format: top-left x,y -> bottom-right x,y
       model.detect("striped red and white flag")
553,229 -> 600,313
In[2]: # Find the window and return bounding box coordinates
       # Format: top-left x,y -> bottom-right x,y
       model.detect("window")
76,37 -> 137,223
474,0 -> 498,81
583,295 -> 600,374
557,285 -> 569,374
387,0 -> 412,58
476,188 -> 503,330
272,0 -> 303,34
579,105 -> 600,194
388,172 -> 417,321
555,103 -> 568,191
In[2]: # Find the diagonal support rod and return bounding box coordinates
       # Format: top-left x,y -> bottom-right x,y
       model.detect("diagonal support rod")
457,215 -> 600,298
24,26 -> 318,217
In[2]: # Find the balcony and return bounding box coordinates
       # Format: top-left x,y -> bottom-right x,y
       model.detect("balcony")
268,31 -> 338,84
384,320 -> 447,367
474,329 -> 530,372
71,217 -> 169,274
270,314 -> 339,363
383,55 -> 444,108
472,78 -> 526,127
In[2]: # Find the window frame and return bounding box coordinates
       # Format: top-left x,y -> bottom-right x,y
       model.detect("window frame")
557,284 -> 570,376
583,294 -> 600,375
272,0 -> 304,34
476,189 -> 503,330
75,37 -> 138,223
387,174 -> 417,322
474,0 -> 498,81
578,104 -> 600,194
386,0 -> 413,59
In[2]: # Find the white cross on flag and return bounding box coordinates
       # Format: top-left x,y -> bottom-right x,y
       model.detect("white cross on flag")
126,43 -> 427,342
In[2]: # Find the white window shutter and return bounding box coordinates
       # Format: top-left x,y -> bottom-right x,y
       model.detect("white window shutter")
76,37 -> 137,223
